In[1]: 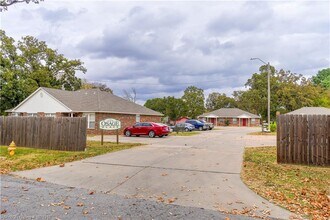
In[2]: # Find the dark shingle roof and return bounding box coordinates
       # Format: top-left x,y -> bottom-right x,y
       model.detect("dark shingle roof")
42,87 -> 162,116
286,107 -> 330,115
199,108 -> 260,118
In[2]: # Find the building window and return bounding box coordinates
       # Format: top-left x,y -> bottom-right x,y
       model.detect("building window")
83,113 -> 95,129
219,118 -> 225,123
45,113 -> 55,117
232,118 -> 237,124
12,113 -> 19,117
251,118 -> 256,124
136,114 -> 140,123
27,113 -> 37,117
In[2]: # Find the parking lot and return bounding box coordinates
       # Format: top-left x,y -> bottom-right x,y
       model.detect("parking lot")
14,127 -> 292,219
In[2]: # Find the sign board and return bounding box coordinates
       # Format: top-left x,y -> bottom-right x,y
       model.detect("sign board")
99,118 -> 121,130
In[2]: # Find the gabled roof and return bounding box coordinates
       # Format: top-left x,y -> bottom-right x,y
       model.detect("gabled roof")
14,87 -> 163,116
199,108 -> 260,118
286,107 -> 330,115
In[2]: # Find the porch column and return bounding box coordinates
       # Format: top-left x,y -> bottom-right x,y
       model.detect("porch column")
216,117 -> 218,126
239,118 -> 240,127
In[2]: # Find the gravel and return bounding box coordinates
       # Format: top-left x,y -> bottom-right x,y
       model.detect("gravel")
1,175 -> 253,220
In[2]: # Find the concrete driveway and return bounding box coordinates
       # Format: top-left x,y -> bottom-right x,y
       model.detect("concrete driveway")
15,127 -> 292,219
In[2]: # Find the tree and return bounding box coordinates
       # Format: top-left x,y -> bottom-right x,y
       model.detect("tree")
182,86 -> 205,118
144,98 -> 166,114
233,65 -> 324,120
312,68 -> 330,89
0,0 -> 42,11
144,96 -> 187,121
206,92 -> 237,111
81,80 -> 113,93
0,30 -> 86,115
123,88 -> 137,103
164,96 -> 187,121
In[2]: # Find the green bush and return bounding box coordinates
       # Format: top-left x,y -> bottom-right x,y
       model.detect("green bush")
225,119 -> 230,126
270,121 -> 277,132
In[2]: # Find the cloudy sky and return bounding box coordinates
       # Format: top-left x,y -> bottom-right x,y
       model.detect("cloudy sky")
1,0 -> 329,104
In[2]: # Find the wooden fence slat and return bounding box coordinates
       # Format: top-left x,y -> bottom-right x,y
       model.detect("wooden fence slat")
277,114 -> 329,166
0,117 -> 87,151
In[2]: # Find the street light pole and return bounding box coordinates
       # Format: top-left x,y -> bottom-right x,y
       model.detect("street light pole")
267,62 -> 270,132
250,58 -> 271,132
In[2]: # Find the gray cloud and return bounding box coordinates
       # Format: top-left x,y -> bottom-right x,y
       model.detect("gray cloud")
2,1 -> 329,103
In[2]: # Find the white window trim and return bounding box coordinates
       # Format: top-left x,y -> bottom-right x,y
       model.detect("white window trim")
136,114 -> 140,123
83,113 -> 95,129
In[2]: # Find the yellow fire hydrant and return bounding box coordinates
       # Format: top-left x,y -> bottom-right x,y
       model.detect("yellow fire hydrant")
8,141 -> 16,156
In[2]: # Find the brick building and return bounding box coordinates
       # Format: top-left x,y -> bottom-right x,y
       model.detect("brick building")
198,108 -> 261,127
8,87 -> 163,135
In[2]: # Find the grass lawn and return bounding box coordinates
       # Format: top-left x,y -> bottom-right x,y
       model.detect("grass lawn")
169,131 -> 201,136
241,147 -> 330,219
248,131 -> 276,136
0,141 -> 142,174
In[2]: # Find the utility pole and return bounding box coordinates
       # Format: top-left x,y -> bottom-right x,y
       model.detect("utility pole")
250,58 -> 271,132
267,62 -> 271,132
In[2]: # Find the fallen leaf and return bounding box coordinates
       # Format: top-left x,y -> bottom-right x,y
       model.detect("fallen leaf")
161,173 -> 168,176
59,164 -> 65,167
1,210 -> 7,214
88,191 -> 95,195
36,177 -> 45,182
77,202 -> 84,207
157,197 -> 165,203
63,206 -> 71,210
82,210 -> 89,214
167,197 -> 177,204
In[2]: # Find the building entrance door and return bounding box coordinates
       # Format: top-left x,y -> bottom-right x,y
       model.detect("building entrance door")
242,118 -> 247,126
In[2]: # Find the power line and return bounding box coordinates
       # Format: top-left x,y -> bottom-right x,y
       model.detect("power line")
87,79 -> 223,86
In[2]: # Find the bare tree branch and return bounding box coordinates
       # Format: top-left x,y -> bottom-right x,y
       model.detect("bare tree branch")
123,88 -> 137,103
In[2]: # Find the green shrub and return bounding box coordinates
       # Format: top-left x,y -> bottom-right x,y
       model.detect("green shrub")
225,119 -> 230,126
270,121 -> 277,132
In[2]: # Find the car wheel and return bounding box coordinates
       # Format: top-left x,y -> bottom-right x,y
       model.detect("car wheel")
185,128 -> 189,132
125,130 -> 131,137
199,127 -> 203,131
148,130 -> 155,138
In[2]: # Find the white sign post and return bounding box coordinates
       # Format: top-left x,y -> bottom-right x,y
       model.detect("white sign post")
99,118 -> 121,145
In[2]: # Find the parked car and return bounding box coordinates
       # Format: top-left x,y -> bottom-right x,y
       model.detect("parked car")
172,123 -> 195,132
185,119 -> 209,131
124,122 -> 170,138
198,119 -> 214,130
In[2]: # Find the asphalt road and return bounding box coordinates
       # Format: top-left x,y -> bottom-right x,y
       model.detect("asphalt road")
1,175 -> 253,220
7,127 -> 294,219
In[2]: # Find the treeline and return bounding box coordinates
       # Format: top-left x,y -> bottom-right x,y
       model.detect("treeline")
0,31 -> 111,115
145,67 -> 330,121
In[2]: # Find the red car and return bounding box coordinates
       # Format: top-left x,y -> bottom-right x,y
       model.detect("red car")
124,122 -> 170,138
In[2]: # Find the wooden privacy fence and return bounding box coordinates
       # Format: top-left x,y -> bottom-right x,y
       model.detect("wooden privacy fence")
0,117 -> 87,151
277,114 -> 330,166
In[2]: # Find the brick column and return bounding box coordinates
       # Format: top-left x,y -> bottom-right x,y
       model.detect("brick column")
22,112 -> 27,116
55,112 -> 62,118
